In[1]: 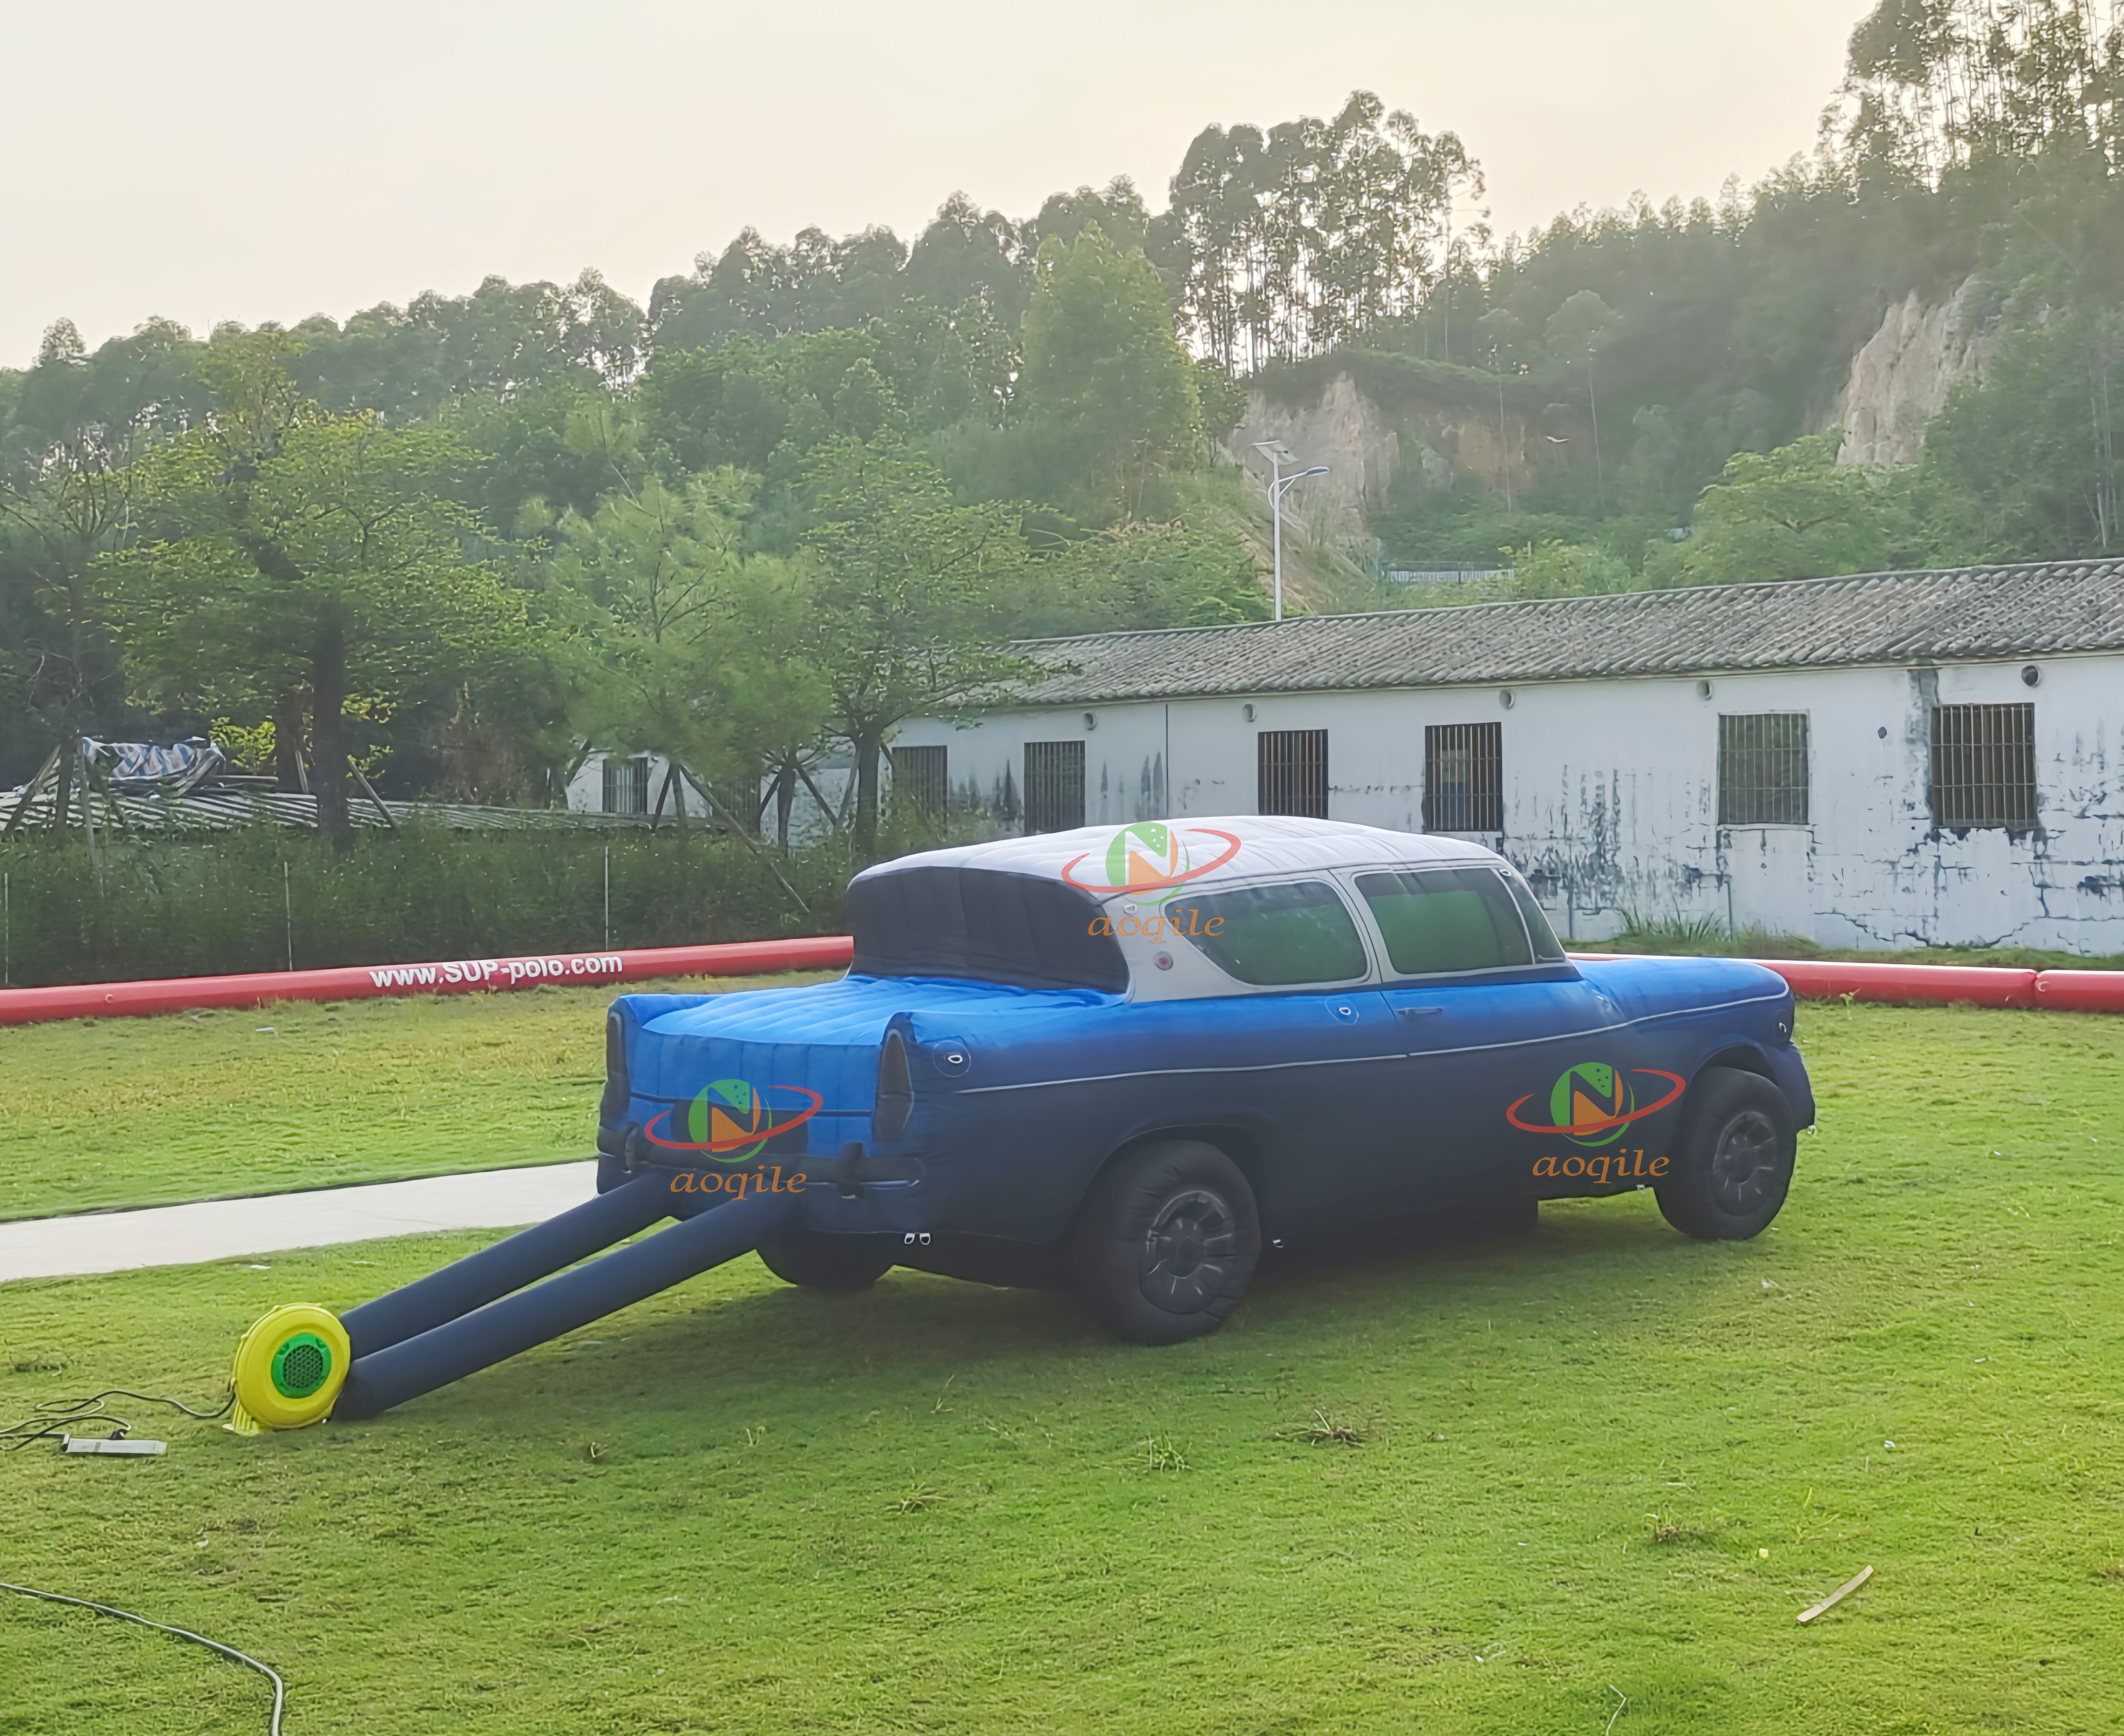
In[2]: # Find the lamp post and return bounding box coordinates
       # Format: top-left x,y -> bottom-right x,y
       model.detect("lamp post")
1250,441 -> 1328,622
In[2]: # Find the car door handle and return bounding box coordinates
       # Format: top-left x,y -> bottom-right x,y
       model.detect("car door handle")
1396,1006 -> 1444,1019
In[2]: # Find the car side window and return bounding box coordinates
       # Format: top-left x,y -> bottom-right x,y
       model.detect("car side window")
1501,869 -> 1567,961
1172,880 -> 1369,986
1355,868 -> 1536,975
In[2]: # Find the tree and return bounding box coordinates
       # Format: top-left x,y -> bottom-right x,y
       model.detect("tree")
1645,433 -> 1924,585
1167,94 -> 1481,370
1545,290 -> 1621,506
1018,224 -> 1201,517
552,470 -> 824,825
95,334 -> 529,847
799,439 -> 1040,847
1921,308 -> 2124,558
0,316 -> 209,782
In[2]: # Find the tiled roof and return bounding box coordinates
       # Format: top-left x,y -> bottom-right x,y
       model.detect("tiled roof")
1006,560 -> 2124,705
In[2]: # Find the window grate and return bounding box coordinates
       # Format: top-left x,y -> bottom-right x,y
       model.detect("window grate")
602,755 -> 649,815
1930,703 -> 2037,830
1423,722 -> 1502,832
1022,740 -> 1085,834
890,744 -> 947,821
1257,729 -> 1329,818
1718,713 -> 1809,826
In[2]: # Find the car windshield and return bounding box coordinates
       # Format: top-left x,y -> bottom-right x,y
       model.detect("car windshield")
1355,868 -> 1537,975
1172,880 -> 1369,985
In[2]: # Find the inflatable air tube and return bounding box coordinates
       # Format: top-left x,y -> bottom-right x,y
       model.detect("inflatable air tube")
2034,969 -> 2124,1013
334,1190 -> 801,1420
341,1172 -> 674,1359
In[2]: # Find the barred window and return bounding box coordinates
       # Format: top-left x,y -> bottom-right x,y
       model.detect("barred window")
890,744 -> 947,820
602,755 -> 649,815
1424,722 -> 1502,832
1931,703 -> 2037,830
1258,729 -> 1329,818
1718,713 -> 1809,826
1022,740 -> 1084,834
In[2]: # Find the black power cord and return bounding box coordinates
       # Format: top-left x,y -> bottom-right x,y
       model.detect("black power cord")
1,1580 -> 285,1733
0,1387 -> 232,1450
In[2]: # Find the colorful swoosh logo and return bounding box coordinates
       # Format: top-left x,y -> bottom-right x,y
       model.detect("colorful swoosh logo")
642,1082 -> 823,1161
1505,1065 -> 1686,1145
1060,824 -> 1242,900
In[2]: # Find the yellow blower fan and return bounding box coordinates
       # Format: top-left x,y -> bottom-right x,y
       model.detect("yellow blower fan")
228,1304 -> 350,1434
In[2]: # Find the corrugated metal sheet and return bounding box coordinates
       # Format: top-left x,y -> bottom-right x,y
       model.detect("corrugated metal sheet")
0,788 -> 662,836
1008,559 -> 2124,705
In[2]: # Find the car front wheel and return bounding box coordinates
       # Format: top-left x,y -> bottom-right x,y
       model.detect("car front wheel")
1654,1066 -> 1798,1241
1068,1140 -> 1261,1344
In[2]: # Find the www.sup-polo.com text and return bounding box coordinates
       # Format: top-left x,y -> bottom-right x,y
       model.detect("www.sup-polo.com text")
366,952 -> 626,989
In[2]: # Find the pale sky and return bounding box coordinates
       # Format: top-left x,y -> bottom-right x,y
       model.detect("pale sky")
1,0 -> 1868,368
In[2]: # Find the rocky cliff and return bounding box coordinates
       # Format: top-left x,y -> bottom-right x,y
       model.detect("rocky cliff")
1226,361 -> 1540,554
1830,276 -> 1998,465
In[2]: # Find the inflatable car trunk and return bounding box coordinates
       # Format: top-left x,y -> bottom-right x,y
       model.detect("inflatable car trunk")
234,817 -> 1814,1428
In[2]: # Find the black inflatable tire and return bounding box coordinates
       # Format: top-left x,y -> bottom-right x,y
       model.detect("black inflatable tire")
1654,1066 -> 1798,1241
756,1234 -> 896,1291
1068,1140 -> 1260,1344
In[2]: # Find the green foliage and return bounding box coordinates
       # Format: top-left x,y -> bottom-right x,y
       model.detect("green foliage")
93,335 -> 532,844
550,471 -> 824,794
1018,223 -> 1202,517
1008,518 -> 1273,639
0,821 -> 849,991
1836,0 -> 2124,177
1168,91 -> 1478,369
798,439 -> 1043,844
1643,434 -> 1927,585
1921,307 -> 2124,558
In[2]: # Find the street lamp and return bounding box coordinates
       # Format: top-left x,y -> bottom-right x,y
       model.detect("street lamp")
1251,441 -> 1328,622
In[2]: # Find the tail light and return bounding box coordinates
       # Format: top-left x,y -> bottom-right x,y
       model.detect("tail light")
599,1013 -> 630,1124
874,1029 -> 913,1142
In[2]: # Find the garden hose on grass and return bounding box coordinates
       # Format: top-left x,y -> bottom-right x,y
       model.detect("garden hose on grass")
2,1580 -> 285,1734
228,1304 -> 351,1434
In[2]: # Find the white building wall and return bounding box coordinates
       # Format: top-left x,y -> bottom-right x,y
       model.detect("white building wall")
889,652 -> 2124,955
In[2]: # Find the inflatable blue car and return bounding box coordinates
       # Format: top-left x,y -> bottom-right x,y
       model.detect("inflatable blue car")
598,817 -> 1813,1344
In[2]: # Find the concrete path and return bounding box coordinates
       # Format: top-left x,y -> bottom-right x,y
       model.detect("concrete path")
0,1161 -> 599,1282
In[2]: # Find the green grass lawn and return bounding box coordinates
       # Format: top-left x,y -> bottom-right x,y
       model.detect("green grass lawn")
2,1001 -> 2122,1732
0,973 -> 834,1221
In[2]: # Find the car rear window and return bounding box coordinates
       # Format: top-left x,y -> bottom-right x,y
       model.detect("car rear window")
848,866 -> 1128,992
1174,880 -> 1369,985
1355,868 -> 1535,975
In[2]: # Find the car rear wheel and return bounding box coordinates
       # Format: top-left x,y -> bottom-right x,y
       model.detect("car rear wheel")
1654,1066 -> 1797,1241
1069,1140 -> 1260,1344
757,1233 -> 896,1291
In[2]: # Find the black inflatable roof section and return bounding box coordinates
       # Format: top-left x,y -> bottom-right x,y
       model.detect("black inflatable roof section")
848,866 -> 1128,992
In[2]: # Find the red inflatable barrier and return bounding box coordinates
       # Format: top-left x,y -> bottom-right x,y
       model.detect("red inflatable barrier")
1571,953 -> 2124,1012
0,936 -> 857,1027
1758,959 -> 2039,1008
2033,969 -> 2124,1013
